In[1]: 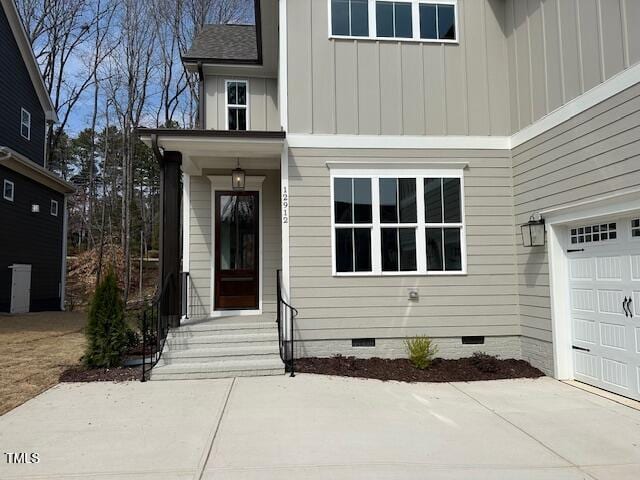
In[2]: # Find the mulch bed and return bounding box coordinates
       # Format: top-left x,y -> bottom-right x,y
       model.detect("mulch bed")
295,355 -> 545,383
59,366 -> 142,382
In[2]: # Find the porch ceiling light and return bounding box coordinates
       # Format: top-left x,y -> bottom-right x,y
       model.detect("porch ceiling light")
232,158 -> 245,191
521,215 -> 545,247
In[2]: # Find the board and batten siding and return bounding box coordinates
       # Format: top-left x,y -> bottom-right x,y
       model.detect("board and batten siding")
513,81 -> 640,371
288,147 -> 519,341
505,0 -> 640,135
204,75 -> 279,131
286,0 -> 510,136
188,169 -> 281,317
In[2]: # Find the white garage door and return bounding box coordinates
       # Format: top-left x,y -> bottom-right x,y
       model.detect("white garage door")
569,217 -> 640,401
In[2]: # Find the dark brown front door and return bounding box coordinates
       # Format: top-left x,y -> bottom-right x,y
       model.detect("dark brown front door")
215,191 -> 259,310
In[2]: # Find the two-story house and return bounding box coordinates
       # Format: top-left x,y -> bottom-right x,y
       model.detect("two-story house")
0,0 -> 73,313
140,0 -> 640,402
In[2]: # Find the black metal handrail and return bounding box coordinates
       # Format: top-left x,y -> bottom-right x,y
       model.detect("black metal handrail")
141,273 -> 176,382
276,269 -> 298,377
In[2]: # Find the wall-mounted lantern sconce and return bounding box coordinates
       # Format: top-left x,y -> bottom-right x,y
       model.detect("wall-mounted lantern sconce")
232,158 -> 245,191
31,204 -> 40,213
521,214 -> 546,247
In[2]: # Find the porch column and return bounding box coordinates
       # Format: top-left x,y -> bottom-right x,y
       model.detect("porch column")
160,150 -> 182,328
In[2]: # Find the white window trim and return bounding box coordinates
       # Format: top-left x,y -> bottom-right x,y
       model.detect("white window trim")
224,79 -> 250,131
51,199 -> 59,217
330,167 -> 467,277
327,0 -> 459,44
21,108 -> 31,140
3,179 -> 15,202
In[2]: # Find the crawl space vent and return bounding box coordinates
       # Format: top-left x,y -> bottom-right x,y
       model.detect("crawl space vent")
352,338 -> 376,347
462,336 -> 485,345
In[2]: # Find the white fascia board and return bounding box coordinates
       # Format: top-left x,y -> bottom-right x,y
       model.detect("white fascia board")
278,0 -> 288,131
287,134 -> 510,150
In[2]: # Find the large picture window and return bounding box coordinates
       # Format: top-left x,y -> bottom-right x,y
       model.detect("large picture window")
331,169 -> 466,276
329,0 -> 457,42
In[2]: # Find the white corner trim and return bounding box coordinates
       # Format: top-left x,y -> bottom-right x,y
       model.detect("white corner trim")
182,173 -> 191,273
287,134 -> 510,150
512,61 -> 640,148
279,0 -> 288,131
326,160 -> 469,170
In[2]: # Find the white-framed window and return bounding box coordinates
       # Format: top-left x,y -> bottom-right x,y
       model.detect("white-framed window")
3,179 -> 15,202
328,0 -> 458,43
631,219 -> 640,238
21,108 -> 31,140
51,199 -> 59,217
330,167 -> 466,276
225,80 -> 249,131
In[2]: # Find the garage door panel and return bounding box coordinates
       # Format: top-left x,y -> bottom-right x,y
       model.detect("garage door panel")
632,291 -> 640,315
631,255 -> 640,280
597,289 -> 625,315
574,351 -> 599,380
601,357 -> 629,389
570,258 -> 594,280
571,288 -> 596,312
599,322 -> 626,350
636,328 -> 640,353
596,256 -> 623,280
573,318 -> 597,343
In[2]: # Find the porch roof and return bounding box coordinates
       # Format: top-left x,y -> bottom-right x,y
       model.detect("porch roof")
137,128 -> 286,172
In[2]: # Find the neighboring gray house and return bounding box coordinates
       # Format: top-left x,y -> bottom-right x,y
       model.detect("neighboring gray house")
140,0 -> 640,402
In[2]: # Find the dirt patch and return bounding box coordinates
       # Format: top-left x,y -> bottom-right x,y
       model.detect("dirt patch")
295,355 -> 545,383
59,366 -> 141,382
0,311 -> 88,415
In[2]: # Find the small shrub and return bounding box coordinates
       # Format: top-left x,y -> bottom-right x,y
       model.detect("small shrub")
471,352 -> 500,373
405,336 -> 438,370
84,269 -> 129,368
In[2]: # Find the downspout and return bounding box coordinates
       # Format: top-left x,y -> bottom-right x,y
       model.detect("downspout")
60,195 -> 68,310
197,62 -> 205,129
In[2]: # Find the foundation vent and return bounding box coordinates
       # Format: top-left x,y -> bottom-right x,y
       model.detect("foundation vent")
352,338 -> 376,347
462,336 -> 485,345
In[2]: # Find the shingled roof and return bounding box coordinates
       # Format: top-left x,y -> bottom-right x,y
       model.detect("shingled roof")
182,24 -> 259,63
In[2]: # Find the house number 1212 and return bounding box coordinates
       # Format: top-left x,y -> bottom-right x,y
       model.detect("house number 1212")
282,186 -> 289,224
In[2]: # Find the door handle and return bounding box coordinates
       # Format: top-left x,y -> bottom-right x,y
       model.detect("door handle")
623,297 -> 629,317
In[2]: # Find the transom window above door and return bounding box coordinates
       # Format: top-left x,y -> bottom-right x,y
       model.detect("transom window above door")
329,0 -> 458,42
226,80 -> 248,131
331,168 -> 466,276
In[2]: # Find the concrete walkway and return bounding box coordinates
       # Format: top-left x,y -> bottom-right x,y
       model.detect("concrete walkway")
1,376 -> 639,479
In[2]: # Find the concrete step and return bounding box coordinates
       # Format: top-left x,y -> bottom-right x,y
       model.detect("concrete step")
150,358 -> 284,381
166,332 -> 279,349
177,321 -> 276,334
158,345 -> 281,364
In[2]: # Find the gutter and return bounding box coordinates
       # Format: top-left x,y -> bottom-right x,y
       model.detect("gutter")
0,146 -> 75,194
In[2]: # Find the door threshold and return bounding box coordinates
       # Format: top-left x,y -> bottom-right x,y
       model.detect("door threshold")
563,380 -> 640,411
210,309 -> 262,318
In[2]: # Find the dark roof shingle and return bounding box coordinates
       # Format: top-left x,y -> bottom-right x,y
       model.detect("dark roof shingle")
183,24 -> 258,63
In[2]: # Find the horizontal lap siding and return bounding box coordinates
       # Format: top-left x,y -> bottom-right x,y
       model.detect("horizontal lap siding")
188,170 -> 281,317
513,83 -> 640,348
288,147 -> 518,341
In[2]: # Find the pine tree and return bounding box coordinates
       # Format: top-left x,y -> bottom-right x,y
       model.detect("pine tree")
84,269 -> 128,368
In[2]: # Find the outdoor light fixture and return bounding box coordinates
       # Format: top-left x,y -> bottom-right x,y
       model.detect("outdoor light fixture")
232,158 -> 245,191
31,204 -> 40,213
521,214 -> 546,247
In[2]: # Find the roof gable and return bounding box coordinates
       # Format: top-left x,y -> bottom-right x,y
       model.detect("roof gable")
0,0 -> 57,122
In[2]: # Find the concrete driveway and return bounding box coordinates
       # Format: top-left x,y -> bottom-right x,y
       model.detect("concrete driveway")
1,376 -> 639,480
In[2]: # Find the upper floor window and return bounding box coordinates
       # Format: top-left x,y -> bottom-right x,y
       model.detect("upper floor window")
331,0 -> 369,37
226,80 -> 248,131
3,179 -> 15,202
331,168 -> 466,276
329,0 -> 457,42
21,108 -> 31,140
51,200 -> 59,217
